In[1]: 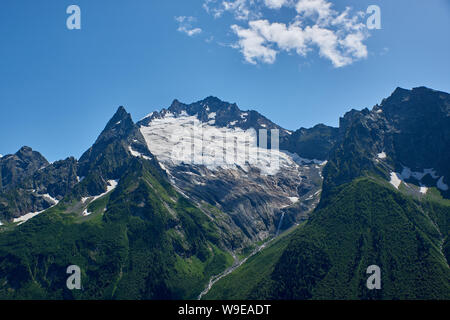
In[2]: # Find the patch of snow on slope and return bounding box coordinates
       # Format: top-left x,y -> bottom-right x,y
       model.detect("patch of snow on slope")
13,211 -> 44,225
208,112 -> 216,119
390,172 -> 402,189
82,180 -> 119,216
139,114 -> 298,175
83,180 -> 119,205
41,194 -> 59,205
128,146 -> 152,160
419,185 -> 428,194
91,180 -> 118,202
284,151 -> 326,165
288,197 -> 299,204
377,152 -> 386,159
13,194 -> 60,225
437,177 -> 449,191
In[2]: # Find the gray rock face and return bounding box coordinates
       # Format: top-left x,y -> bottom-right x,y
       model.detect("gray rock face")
138,97 -> 325,245
280,124 -> 339,161
1,99 -> 328,240
0,146 -> 49,189
161,161 -> 323,245
0,153 -> 79,219
323,86 -> 450,198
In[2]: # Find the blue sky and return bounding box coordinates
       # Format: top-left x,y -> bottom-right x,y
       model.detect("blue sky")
0,0 -> 449,162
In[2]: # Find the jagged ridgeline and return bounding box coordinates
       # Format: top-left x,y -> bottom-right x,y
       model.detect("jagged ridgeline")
0,97 -> 327,299
205,87 -> 450,300
0,107 -> 239,299
0,87 -> 449,300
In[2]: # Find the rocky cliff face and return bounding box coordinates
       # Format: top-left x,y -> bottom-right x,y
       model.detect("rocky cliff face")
216,87 -> 450,300
138,97 -> 324,244
1,98 -> 327,248
323,86 -> 450,198
0,148 -> 79,219
0,146 -> 49,189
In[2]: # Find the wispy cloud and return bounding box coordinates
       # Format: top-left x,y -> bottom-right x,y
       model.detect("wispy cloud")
202,0 -> 370,67
175,16 -> 202,36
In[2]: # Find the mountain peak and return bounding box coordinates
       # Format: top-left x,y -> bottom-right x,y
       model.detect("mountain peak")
201,96 -> 223,104
114,106 -> 129,119
16,146 -> 33,154
103,106 -> 133,130
15,146 -> 48,165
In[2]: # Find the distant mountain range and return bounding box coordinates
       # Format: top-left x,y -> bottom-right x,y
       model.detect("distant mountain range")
0,86 -> 448,299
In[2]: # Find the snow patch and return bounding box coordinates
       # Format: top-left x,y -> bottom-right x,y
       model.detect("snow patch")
13,193 -> 60,225
390,172 -> 402,189
81,180 -> 119,216
288,197 -> 299,204
139,114 -> 299,175
377,152 -> 386,159
83,180 -> 119,205
13,211 -> 44,225
208,112 -> 216,119
128,146 -> 152,160
419,185 -> 428,194
42,194 -> 59,205
93,180 -> 118,202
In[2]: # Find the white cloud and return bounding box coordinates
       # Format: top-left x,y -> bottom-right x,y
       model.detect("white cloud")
201,0 -> 370,67
231,24 -> 278,64
231,1 -> 369,67
175,16 -> 202,36
295,0 -> 332,23
264,0 -> 288,9
204,0 -> 264,20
